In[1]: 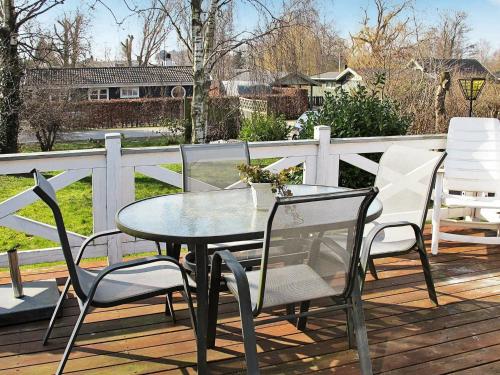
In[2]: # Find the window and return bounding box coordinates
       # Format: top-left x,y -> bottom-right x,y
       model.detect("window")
120,87 -> 140,99
171,85 -> 186,98
88,88 -> 109,100
48,91 -> 71,102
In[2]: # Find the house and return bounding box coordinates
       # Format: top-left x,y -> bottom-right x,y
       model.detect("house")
23,66 -> 193,101
310,67 -> 363,96
409,58 -> 497,80
272,72 -> 320,109
219,69 -> 282,96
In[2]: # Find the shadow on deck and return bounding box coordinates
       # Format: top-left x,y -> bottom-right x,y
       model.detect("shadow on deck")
0,226 -> 499,374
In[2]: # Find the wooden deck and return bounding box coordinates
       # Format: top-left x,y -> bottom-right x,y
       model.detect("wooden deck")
1,227 -> 499,374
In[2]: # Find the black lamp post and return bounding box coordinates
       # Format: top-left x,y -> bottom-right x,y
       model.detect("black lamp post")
458,77 -> 486,117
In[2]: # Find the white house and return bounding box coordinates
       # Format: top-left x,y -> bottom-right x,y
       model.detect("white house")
310,67 -> 363,97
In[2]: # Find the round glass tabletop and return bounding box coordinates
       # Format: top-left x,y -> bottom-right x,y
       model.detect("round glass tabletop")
116,185 -> 382,244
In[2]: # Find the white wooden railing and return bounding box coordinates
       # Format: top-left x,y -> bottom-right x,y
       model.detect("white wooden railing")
0,126 -> 446,266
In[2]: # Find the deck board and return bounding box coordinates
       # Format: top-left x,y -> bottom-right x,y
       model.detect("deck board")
0,227 -> 499,374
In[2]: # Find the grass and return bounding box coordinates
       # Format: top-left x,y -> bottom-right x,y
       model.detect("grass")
19,135 -> 183,153
1,136 -> 280,253
0,171 -> 181,253
2,136 -> 185,253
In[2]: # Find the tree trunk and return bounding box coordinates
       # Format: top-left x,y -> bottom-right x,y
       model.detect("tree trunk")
190,0 -> 207,143
0,6 -> 22,154
434,71 -> 451,133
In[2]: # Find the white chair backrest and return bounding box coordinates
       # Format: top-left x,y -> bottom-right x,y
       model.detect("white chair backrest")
375,145 -> 445,228
445,117 -> 500,193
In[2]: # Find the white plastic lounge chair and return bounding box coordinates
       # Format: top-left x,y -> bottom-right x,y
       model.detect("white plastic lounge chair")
431,117 -> 500,254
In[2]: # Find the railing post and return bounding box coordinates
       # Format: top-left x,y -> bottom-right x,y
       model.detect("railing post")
105,133 -> 123,264
314,125 -> 338,186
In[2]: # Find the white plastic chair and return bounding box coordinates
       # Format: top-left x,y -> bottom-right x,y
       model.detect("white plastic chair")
363,145 -> 446,305
431,117 -> 500,254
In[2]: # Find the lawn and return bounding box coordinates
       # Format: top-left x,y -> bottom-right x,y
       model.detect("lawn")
0,171 -> 181,253
2,137 -> 183,253
1,137 -> 278,253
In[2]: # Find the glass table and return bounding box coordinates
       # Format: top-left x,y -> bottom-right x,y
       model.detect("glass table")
116,185 -> 383,373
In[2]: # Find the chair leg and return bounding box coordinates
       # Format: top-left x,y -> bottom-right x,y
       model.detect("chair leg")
350,293 -> 373,375
367,258 -> 378,280
296,301 -> 310,331
155,242 -> 162,255
286,303 -> 296,324
43,277 -> 71,345
181,290 -> 197,337
173,244 -> 181,260
165,292 -> 176,323
416,243 -> 439,306
237,294 -> 260,375
345,307 -> 355,349
431,176 -> 443,255
56,299 -> 91,375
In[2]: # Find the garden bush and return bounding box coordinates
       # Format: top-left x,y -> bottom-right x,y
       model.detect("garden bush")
239,113 -> 291,142
299,76 -> 412,188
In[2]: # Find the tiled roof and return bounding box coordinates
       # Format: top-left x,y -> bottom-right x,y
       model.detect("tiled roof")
24,66 -> 193,87
310,71 -> 340,80
273,72 -> 320,86
416,58 -> 491,76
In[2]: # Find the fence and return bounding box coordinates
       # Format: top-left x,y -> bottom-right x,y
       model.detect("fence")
0,127 -> 448,266
239,97 -> 267,119
309,96 -> 324,107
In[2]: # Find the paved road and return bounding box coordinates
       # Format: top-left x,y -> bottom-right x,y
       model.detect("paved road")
19,127 -> 171,144
20,120 -> 301,144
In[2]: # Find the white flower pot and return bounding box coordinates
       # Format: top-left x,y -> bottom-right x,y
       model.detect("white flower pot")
250,182 -> 276,210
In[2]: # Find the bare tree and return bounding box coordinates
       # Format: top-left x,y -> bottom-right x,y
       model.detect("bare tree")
252,2 -> 346,76
104,0 -> 302,143
350,0 -> 413,68
0,0 -> 65,153
429,11 -> 474,59
120,34 -> 133,66
136,0 -> 171,66
22,87 -> 73,151
52,9 -> 91,67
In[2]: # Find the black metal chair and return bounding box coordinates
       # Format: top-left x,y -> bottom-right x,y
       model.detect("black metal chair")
208,188 -> 379,374
180,142 -> 263,269
31,169 -> 196,375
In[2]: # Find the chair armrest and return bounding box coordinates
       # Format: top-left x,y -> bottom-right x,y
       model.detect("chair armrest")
361,221 -> 421,273
75,229 -> 122,265
211,250 -> 256,314
212,250 -> 248,282
86,256 -> 191,302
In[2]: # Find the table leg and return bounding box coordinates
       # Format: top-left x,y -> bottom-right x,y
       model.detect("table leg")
194,242 -> 208,373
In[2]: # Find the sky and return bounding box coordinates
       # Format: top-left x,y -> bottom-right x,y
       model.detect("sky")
36,0 -> 500,61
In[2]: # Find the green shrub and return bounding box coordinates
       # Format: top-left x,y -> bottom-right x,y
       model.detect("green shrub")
239,113 -> 291,142
300,77 -> 412,188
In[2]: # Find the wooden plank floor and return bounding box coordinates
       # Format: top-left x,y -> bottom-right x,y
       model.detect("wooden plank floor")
0,227 -> 499,374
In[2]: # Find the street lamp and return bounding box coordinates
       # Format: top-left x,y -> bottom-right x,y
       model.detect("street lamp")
458,77 -> 486,117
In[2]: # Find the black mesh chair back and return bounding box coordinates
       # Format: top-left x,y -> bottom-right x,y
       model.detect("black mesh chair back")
32,169 -> 86,299
180,142 -> 250,192
254,188 -> 377,314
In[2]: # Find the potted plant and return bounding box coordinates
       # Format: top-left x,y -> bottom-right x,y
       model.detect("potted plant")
237,164 -> 298,210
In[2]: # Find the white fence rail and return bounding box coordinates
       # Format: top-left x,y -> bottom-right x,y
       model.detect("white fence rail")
0,126 -> 447,266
